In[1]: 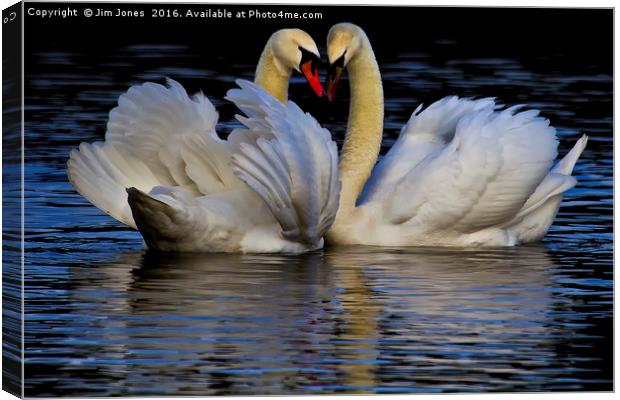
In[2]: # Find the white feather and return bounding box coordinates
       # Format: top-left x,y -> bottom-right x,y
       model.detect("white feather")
343,98 -> 586,247
227,80 -> 341,245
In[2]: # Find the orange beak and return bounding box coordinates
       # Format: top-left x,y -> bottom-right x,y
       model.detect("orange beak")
301,60 -> 325,98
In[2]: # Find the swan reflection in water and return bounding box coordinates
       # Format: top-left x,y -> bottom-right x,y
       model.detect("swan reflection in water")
64,245 -> 580,394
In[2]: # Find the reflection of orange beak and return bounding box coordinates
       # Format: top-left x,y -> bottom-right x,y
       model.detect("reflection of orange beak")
301,60 -> 325,98
326,65 -> 343,103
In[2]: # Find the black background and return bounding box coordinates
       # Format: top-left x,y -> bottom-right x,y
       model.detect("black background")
23,3 -> 613,136
25,4 -> 612,70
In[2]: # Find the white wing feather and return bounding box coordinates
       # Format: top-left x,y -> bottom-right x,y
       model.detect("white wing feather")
67,142 -> 161,229
378,99 -> 558,233
67,79 -> 237,229
225,80 -> 341,244
359,96 -> 496,205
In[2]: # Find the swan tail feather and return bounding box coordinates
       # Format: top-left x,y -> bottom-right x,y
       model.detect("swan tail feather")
505,135 -> 588,242
552,134 -> 588,175
226,80 -> 340,245
126,187 -> 195,251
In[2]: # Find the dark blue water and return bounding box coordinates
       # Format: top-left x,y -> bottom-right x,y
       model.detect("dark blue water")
15,37 -> 612,395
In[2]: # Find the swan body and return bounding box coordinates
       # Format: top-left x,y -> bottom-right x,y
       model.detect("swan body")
324,23 -> 587,247
68,30 -> 339,253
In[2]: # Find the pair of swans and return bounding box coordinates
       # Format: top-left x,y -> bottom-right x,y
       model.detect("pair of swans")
68,23 -> 587,253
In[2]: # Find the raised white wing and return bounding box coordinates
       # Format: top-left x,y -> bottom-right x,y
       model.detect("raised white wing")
225,80 -> 341,245
359,96 -> 496,205
375,99 -> 558,233
68,79 -> 238,229
105,78 -> 235,193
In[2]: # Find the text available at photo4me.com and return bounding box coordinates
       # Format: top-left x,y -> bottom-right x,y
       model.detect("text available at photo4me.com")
25,5 -> 324,20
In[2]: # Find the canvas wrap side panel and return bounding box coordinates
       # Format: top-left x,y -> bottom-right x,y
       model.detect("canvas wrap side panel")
3,1 -> 24,397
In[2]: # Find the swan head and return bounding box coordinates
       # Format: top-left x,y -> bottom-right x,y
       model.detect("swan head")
270,28 -> 324,97
325,23 -> 365,102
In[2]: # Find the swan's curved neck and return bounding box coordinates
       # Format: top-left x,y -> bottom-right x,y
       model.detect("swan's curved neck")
337,39 -> 384,216
254,45 -> 291,103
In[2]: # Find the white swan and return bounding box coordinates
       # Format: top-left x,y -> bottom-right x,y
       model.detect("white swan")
323,23 -> 588,247
67,29 -> 340,253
